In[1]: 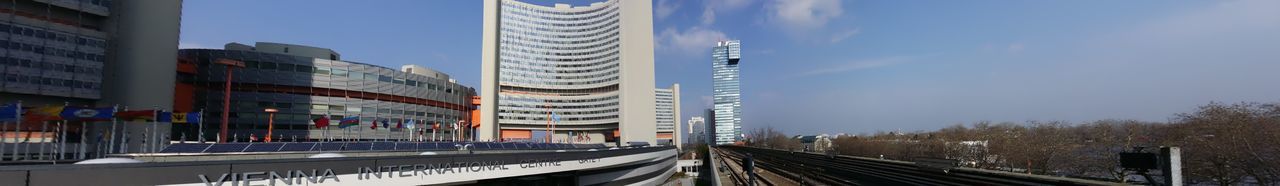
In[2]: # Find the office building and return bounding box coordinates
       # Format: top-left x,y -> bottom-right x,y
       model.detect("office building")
655,84 -> 680,148
687,116 -> 704,145
479,0 -> 657,145
0,0 -> 182,154
176,42 -> 476,142
712,40 -> 742,145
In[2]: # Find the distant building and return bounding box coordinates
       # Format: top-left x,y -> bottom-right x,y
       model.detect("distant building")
712,40 -> 742,145
655,84 -> 681,148
687,116 -> 705,145
795,135 -> 833,153
176,42 -> 476,142
479,0 -> 657,145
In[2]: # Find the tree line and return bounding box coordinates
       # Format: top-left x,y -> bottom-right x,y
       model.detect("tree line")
745,102 -> 1280,185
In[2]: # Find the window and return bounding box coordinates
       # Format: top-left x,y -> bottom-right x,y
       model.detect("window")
346,107 -> 362,112
315,67 -> 331,75
406,80 -> 418,86
330,105 -> 345,111
259,62 -> 277,70
244,61 -> 259,69
278,63 -> 295,72
311,104 -> 329,110
295,65 -> 312,73
275,103 -> 292,109
378,75 -> 393,82
378,109 -> 391,114
332,69 -> 349,77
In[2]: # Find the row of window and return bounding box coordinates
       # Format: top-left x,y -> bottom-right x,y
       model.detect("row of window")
226,112 -> 455,126
499,75 -> 618,86
499,23 -> 620,41
499,108 -> 617,117
226,100 -> 460,118
2,23 -> 108,49
501,10 -> 619,32
1,56 -> 102,74
498,69 -> 618,81
3,40 -> 107,63
233,59 -> 457,94
500,59 -> 618,73
498,101 -> 618,110
500,94 -> 618,104
499,34 -> 620,54
498,50 -> 619,68
501,2 -> 616,18
502,7 -> 618,28
3,73 -> 101,89
498,114 -> 617,122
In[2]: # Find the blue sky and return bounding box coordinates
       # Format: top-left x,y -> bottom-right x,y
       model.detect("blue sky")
180,0 -> 1280,135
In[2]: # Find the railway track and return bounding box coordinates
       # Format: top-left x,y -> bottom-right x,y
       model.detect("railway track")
719,146 -> 1129,186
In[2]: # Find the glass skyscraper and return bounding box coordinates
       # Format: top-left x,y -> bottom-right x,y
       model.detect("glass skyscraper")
712,40 -> 741,145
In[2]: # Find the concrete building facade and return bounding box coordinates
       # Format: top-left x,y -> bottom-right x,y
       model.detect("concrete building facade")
0,0 -> 182,154
712,40 -> 742,145
176,42 -> 476,142
479,0 -> 656,145
655,83 -> 679,148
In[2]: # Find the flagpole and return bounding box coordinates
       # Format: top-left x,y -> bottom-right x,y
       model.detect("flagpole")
57,102 -> 67,160
107,106 -> 118,156
39,120 -> 48,160
14,103 -> 26,161
117,106 -> 127,154
8,101 -> 20,161
151,108 -> 159,153
198,109 -> 205,143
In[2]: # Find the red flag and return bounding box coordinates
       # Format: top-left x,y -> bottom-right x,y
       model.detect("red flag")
115,110 -> 156,121
395,120 -> 403,129
313,117 -> 330,128
433,122 -> 440,130
370,119 -> 378,130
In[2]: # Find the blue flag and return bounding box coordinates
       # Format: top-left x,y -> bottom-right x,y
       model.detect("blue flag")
157,112 -> 173,122
60,107 -> 114,121
381,119 -> 390,129
186,112 -> 201,124
0,104 -> 17,121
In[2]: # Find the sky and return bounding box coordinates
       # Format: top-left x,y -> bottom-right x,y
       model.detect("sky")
180,0 -> 1280,136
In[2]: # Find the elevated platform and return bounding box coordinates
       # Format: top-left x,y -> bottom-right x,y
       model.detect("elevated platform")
0,146 -> 678,186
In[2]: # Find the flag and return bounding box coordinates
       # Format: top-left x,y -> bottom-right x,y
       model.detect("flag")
171,112 -> 193,124
24,106 -> 63,122
395,119 -> 403,129
381,119 -> 389,129
338,117 -> 360,128
433,122 -> 440,130
314,117 -> 331,128
115,110 -> 156,121
59,106 -> 113,121
552,113 -> 560,123
184,112 -> 201,124
0,104 -> 17,121
157,111 -> 173,122
405,119 -> 416,129
370,119 -> 379,130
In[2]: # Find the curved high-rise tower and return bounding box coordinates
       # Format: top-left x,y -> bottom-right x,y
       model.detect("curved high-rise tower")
479,0 -> 655,145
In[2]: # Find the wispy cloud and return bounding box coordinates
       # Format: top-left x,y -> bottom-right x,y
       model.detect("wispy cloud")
794,56 -> 923,77
829,28 -> 860,44
701,7 -> 716,25
655,0 -> 680,20
765,0 -> 844,33
657,26 -> 729,57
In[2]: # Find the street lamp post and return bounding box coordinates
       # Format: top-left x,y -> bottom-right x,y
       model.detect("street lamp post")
264,108 -> 278,143
214,59 -> 245,143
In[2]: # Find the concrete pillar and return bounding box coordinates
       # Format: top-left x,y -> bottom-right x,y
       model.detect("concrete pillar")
100,0 -> 183,153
